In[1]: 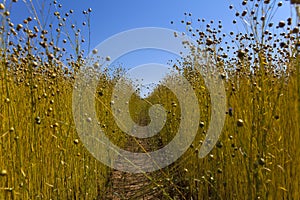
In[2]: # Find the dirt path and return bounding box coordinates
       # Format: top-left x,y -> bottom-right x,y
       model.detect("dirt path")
103,126 -> 164,200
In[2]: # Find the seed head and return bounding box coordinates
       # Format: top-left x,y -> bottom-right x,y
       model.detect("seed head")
216,141 -> 223,148
0,3 -> 5,10
237,50 -> 246,59
217,168 -> 223,173
220,73 -> 226,79
199,121 -> 205,128
237,119 -> 244,127
4,11 -> 10,16
278,21 -> 285,28
292,27 -> 299,34
206,38 -> 214,46
0,169 -> 7,176
86,117 -> 92,122
93,62 -> 100,69
92,49 -> 98,54
9,127 -> 15,132
258,158 -> 265,166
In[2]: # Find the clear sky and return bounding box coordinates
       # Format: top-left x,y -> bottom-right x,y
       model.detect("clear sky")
7,0 -> 294,96
9,0 -> 293,57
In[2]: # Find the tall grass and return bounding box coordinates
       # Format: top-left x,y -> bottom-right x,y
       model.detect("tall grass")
0,0 -> 299,199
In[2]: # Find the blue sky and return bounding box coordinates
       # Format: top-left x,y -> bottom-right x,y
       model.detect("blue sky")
8,0 -> 294,96
9,0 -> 293,59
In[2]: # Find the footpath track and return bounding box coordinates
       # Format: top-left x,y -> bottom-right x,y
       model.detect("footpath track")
103,126 -> 164,200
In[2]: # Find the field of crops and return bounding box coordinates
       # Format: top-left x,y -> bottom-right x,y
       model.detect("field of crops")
0,0 -> 299,199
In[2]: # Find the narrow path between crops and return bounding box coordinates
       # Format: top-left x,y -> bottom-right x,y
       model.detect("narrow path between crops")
103,120 -> 164,200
